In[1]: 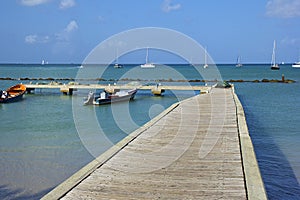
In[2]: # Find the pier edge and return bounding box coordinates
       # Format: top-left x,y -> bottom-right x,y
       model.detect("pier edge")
232,87 -> 268,200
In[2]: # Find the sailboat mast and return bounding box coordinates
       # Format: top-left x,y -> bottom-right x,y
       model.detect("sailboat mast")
272,40 -> 276,66
270,39 -> 280,69
146,48 -> 149,63
203,47 -> 208,68
204,47 -> 207,65
116,48 -> 119,63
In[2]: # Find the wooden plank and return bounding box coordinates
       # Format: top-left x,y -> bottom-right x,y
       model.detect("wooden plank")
42,87 -> 266,200
24,84 -> 211,94
59,88 -> 247,199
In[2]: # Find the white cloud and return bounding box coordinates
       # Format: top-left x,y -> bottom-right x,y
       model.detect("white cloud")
20,0 -> 51,6
266,0 -> 300,18
56,20 -> 78,41
161,0 -> 181,13
25,20 -> 78,46
281,37 -> 300,45
64,20 -> 78,32
25,35 -> 37,43
25,34 -> 50,44
59,0 -> 75,9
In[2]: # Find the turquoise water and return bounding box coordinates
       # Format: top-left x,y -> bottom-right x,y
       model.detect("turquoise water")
0,64 -> 300,199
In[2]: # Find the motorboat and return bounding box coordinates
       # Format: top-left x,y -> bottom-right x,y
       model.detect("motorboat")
84,88 -> 137,105
292,62 -> 300,68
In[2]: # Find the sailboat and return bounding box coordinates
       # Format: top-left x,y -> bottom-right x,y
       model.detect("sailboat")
140,48 -> 155,68
41,59 -> 48,65
114,48 -> 123,68
203,47 -> 208,68
271,40 -> 280,70
236,55 -> 242,67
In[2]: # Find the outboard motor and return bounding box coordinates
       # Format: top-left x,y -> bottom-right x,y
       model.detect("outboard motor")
84,91 -> 95,105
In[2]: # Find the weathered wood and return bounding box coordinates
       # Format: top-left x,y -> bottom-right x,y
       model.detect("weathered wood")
24,84 -> 211,95
42,87 -> 266,200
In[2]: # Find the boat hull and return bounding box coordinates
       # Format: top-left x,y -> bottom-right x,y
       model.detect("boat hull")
292,62 -> 300,68
84,89 -> 137,105
0,84 -> 26,103
271,65 -> 280,70
114,64 -> 123,68
140,63 -> 155,68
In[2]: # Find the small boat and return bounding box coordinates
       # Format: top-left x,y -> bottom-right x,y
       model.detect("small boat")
236,55 -> 242,67
141,48 -> 155,68
114,48 -> 123,68
203,47 -> 208,68
84,88 -> 137,105
271,40 -> 280,70
292,52 -> 300,68
0,84 -> 26,103
292,61 -> 300,68
114,63 -> 123,68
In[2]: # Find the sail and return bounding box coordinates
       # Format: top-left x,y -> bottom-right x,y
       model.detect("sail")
236,55 -> 242,67
203,47 -> 208,68
271,40 -> 279,70
141,48 -> 155,68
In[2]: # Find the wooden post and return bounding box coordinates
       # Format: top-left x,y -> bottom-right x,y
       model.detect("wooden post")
60,86 -> 70,95
26,88 -> 35,94
151,85 -> 165,95
282,74 -> 285,82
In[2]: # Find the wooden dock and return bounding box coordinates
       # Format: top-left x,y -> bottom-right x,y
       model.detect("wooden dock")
24,83 -> 211,95
42,87 -> 267,200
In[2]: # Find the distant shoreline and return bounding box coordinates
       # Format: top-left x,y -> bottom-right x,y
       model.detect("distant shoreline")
0,77 -> 296,83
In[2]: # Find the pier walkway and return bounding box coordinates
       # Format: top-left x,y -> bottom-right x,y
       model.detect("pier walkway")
24,83 -> 210,95
42,87 -> 266,199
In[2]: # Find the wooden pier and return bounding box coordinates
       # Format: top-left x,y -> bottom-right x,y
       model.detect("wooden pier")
42,87 -> 267,200
24,83 -> 211,95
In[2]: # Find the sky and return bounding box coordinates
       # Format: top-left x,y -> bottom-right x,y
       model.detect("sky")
0,0 -> 300,64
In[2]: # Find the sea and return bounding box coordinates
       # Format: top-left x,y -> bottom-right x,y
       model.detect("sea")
0,63 -> 300,200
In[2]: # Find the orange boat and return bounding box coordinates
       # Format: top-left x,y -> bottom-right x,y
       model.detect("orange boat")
0,84 -> 26,103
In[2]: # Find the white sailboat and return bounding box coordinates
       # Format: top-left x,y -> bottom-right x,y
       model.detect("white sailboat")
141,48 -> 155,68
271,40 -> 280,70
114,48 -> 123,68
236,55 -> 242,67
203,47 -> 208,68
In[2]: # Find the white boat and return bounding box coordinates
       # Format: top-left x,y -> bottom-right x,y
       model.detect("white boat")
41,59 -> 48,65
292,52 -> 300,68
114,49 -> 123,68
84,89 -> 137,105
203,47 -> 208,68
141,48 -> 155,68
292,62 -> 300,68
236,55 -> 242,67
271,40 -> 280,70
114,63 -> 123,68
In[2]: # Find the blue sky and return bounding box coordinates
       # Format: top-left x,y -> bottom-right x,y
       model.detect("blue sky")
0,0 -> 299,64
